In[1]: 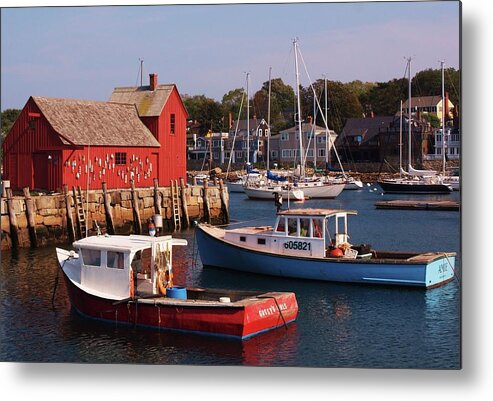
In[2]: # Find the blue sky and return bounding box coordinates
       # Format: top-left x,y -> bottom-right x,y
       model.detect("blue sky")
1,1 -> 460,110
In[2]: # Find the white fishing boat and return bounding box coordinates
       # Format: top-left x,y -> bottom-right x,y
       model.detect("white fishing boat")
56,234 -> 298,339
196,208 -> 457,289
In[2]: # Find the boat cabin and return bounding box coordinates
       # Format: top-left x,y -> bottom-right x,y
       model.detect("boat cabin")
224,208 -> 358,259
72,235 -> 187,299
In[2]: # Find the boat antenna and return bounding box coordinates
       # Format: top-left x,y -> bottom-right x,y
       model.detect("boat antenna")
86,142 -> 90,238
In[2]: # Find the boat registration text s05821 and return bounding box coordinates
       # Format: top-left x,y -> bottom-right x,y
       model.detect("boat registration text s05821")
283,241 -> 311,251
258,303 -> 287,318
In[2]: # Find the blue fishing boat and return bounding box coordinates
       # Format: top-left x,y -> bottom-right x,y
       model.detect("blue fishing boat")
195,208 -> 456,289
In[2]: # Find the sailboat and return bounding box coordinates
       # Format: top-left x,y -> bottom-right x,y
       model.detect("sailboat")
288,39 -> 345,199
224,73 -> 263,194
377,57 -> 453,194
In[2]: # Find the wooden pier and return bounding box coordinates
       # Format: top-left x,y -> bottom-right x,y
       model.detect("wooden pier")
375,200 -> 460,211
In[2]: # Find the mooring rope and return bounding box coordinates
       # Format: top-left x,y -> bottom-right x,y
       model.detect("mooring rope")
257,295 -> 288,330
443,253 -> 460,284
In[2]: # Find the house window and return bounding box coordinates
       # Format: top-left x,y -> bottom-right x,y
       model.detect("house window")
306,149 -> 314,158
170,114 -> 176,134
282,149 -> 292,158
318,149 -> 326,158
281,132 -> 289,141
115,152 -> 127,165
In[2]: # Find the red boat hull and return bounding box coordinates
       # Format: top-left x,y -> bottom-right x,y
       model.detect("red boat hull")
62,271 -> 298,340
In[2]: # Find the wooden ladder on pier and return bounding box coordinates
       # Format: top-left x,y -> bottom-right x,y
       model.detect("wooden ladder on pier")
170,180 -> 181,231
72,186 -> 87,239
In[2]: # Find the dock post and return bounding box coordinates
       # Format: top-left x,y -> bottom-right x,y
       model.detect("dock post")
63,184 -> 75,243
179,177 -> 190,228
130,179 -> 142,235
22,187 -> 38,248
153,178 -> 162,216
101,182 -> 115,235
218,179 -> 230,224
202,178 -> 211,224
6,188 -> 19,249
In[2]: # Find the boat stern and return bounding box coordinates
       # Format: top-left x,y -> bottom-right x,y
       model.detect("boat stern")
241,292 -> 299,339
424,253 -> 457,288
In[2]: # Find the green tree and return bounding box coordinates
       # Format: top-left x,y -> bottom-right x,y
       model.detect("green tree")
183,95 -> 224,135
300,79 -> 364,134
251,78 -> 295,132
421,113 -> 441,128
1,108 -> 21,140
364,78 -> 408,116
222,88 -> 246,122
412,68 -> 460,106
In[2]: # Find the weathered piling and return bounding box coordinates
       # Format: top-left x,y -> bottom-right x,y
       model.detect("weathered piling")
1,183 -> 229,251
179,177 -> 190,228
63,184 -> 75,243
218,179 -> 230,224
130,179 -> 142,234
22,187 -> 38,248
202,178 -> 211,224
101,182 -> 115,235
6,188 -> 19,249
153,178 -> 162,216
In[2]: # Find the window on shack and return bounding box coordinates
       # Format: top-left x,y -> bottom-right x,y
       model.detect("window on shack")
107,251 -> 125,269
81,248 -> 101,267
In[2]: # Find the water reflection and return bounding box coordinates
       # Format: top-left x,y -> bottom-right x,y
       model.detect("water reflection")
0,188 -> 460,368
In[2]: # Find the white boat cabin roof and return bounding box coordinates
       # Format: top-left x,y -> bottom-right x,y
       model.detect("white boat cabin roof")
73,234 -> 187,253
277,208 -> 358,218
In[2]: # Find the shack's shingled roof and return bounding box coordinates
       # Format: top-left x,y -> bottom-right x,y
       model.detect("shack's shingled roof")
32,96 -> 160,147
109,84 -> 175,117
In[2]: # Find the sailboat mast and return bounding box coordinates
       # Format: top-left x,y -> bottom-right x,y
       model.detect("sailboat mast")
246,72 -> 250,166
441,60 -> 446,174
293,39 -> 304,176
313,90 -> 317,168
267,67 -> 272,171
407,57 -> 412,171
324,75 -> 329,166
399,100 -> 403,178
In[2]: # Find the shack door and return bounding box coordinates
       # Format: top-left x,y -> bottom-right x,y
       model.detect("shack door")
33,152 -> 61,192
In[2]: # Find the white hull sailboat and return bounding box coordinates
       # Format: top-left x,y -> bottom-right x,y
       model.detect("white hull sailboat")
243,184 -> 305,201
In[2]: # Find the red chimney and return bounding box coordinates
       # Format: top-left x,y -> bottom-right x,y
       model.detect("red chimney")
149,73 -> 158,91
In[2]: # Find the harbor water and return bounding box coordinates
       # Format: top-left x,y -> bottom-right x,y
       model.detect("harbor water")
0,186 -> 461,368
